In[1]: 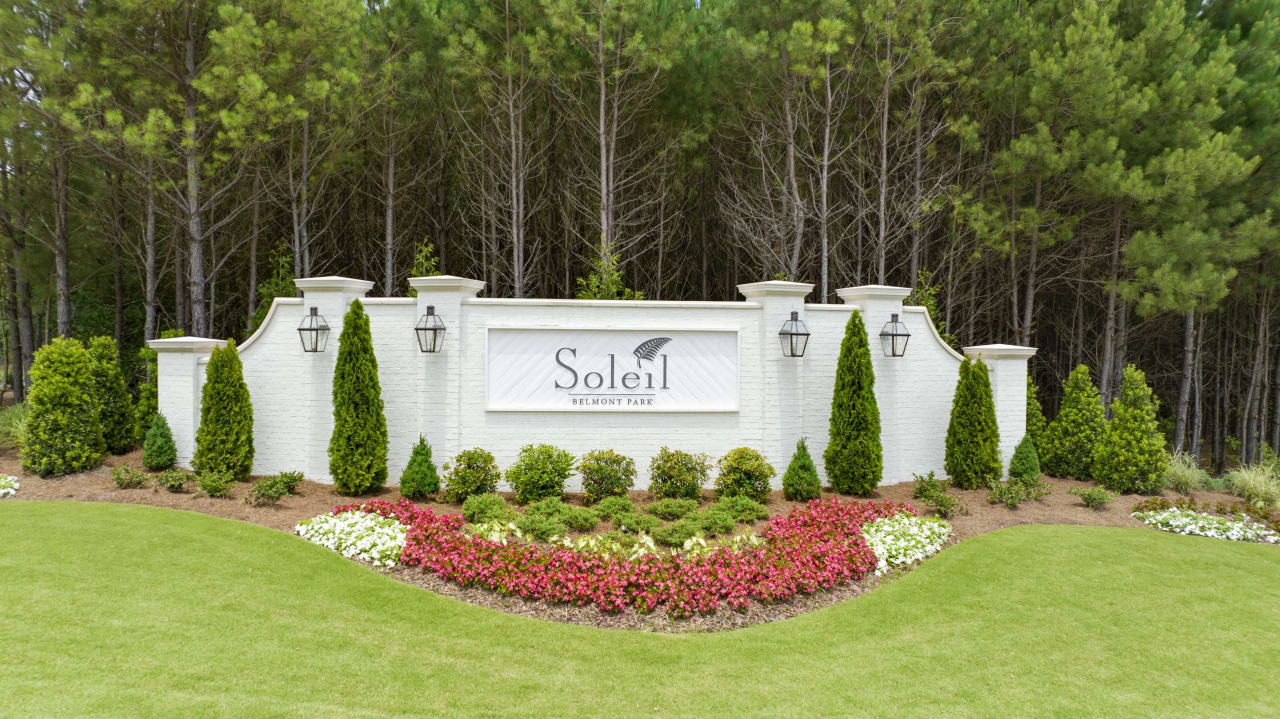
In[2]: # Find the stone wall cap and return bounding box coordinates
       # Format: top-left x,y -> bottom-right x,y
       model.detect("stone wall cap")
147,337 -> 226,352
294,276 -> 376,294
835,285 -> 912,303
736,280 -> 814,299
407,275 -> 486,295
963,343 -> 1038,359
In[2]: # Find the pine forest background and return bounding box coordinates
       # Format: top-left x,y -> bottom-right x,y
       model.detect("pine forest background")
2,0 -> 1279,471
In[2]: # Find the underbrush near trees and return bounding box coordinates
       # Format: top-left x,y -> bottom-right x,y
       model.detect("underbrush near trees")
0,403 -> 26,451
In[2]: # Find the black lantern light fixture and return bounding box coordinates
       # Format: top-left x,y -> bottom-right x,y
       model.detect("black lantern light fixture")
415,305 -> 447,353
297,306 -> 330,352
879,313 -> 910,357
778,311 -> 810,358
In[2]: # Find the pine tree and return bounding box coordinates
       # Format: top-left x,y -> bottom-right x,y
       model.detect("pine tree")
1041,365 -> 1106,480
1026,376 -> 1048,456
944,357 -> 1003,489
142,413 -> 177,471
400,435 -> 440,499
1092,365 -> 1169,494
782,437 -> 821,501
329,299 -> 389,495
88,336 -> 135,454
193,340 -> 255,480
824,310 -> 882,495
21,338 -> 105,477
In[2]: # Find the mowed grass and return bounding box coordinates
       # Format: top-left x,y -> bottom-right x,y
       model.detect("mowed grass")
2,502 -> 1278,718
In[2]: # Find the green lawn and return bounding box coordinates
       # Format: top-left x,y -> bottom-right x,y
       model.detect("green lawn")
2,502 -> 1277,718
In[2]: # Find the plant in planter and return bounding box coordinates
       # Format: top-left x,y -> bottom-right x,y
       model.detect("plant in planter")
88,336 -> 135,454
399,435 -> 440,499
21,337 -> 105,477
945,357 -> 1002,490
506,443 -> 575,504
1092,365 -> 1168,494
142,413 -> 177,471
578,449 -> 636,504
329,300 -> 388,495
714,447 -> 775,502
193,340 -> 254,481
782,437 -> 821,501
1041,364 -> 1105,480
824,310 -> 882,496
648,447 -> 709,500
443,448 -> 501,502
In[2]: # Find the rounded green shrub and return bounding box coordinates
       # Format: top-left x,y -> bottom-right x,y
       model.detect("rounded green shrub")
648,447 -> 709,500
443,448 -> 501,502
695,508 -> 736,536
945,357 -> 1002,490
142,413 -> 177,471
1092,365 -> 1168,494
713,495 -> 769,523
399,435 -> 441,499
526,498 -> 597,532
782,437 -> 821,502
111,465 -> 147,489
652,519 -> 700,547
244,476 -> 289,506
88,337 -> 135,454
197,470 -> 235,498
614,511 -> 661,533
1009,435 -> 1041,484
593,496 -> 636,522
193,340 -> 254,481
515,514 -> 566,542
1041,364 -> 1105,480
578,449 -> 635,504
329,300 -> 388,495
462,492 -> 518,524
154,469 -> 188,493
714,447 -> 775,501
275,471 -> 303,494
21,337 -> 105,477
505,443 -> 575,504
644,498 -> 699,521
824,310 -> 882,496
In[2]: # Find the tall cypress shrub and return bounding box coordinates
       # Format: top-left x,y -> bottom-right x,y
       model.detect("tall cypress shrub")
824,310 -> 882,496
193,340 -> 255,480
21,337 -> 105,477
944,357 -> 1002,489
1092,365 -> 1169,494
1026,375 -> 1048,456
1041,364 -> 1105,480
329,299 -> 388,495
89,336 -> 135,454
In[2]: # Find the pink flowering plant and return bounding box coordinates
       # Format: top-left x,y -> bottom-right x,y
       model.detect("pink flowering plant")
330,496 -> 914,617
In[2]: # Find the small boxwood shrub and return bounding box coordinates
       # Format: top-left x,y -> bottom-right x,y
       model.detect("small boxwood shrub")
142,413 -> 177,471
154,470 -> 188,493
463,493 -> 518,524
443,448 -> 501,502
275,471 -> 303,494
198,470 -> 235,498
987,482 -> 1024,509
615,511 -> 661,533
111,465 -> 147,489
714,495 -> 769,523
911,471 -> 968,519
652,518 -> 700,547
649,447 -> 709,500
592,496 -> 635,522
782,437 -> 821,501
506,443 -> 575,504
244,475 -> 289,505
578,449 -> 636,504
1070,486 -> 1115,509
399,435 -> 441,499
21,337 -> 105,477
515,514 -> 566,542
1009,435 -> 1041,484
715,447 -> 775,502
645,498 -> 699,521
931,494 -> 967,519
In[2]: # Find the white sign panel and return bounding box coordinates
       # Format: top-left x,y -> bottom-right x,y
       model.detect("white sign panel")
486,328 -> 739,412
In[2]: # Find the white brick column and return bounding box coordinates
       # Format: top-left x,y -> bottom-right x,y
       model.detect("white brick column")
294,276 -> 375,481
148,337 -> 225,468
964,343 -> 1037,476
737,280 -> 813,479
407,275 -> 486,464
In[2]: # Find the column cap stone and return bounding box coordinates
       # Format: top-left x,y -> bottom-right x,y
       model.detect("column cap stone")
963,343 -> 1038,360
835,285 -> 911,305
294,276 -> 375,295
146,337 -> 226,352
736,280 -> 814,300
408,275 -> 486,297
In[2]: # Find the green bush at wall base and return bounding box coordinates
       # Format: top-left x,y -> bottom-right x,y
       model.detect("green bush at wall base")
506,443 -> 575,504
89,337 -> 136,454
782,437 -> 821,501
1092,365 -> 1169,494
824,310 -> 882,496
526,498 -> 598,532
142,413 -> 177,471
714,447 -> 775,502
245,476 -> 289,505
443,448 -> 501,502
945,357 -> 1002,490
399,436 -> 441,499
275,471 -> 304,494
154,470 -> 188,493
1009,435 -> 1041,484
645,498 -> 699,521
1070,486 -> 1115,509
21,337 -> 105,477
198,470 -> 235,498
648,447 -> 709,500
1026,376 -> 1048,457
578,449 -> 636,504
193,340 -> 254,481
329,300 -> 389,495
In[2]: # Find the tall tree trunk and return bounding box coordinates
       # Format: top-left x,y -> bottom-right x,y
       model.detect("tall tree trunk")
819,53 -> 833,298
51,146 -> 71,337
1241,296 -> 1269,465
5,268 -> 24,402
246,171 -> 259,325
182,21 -> 207,337
1099,205 -> 1122,409
143,163 -> 158,341
1190,311 -> 1205,459
384,103 -> 396,295
1173,308 -> 1196,453
1018,177 -> 1041,346
876,34 -> 892,284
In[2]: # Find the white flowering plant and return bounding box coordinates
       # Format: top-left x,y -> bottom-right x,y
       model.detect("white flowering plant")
0,474 -> 18,498
862,514 -> 953,575
1131,507 -> 1280,545
295,510 -> 407,568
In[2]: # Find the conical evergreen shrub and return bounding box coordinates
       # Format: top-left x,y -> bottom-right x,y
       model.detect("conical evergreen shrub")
824,310 -> 882,496
944,357 -> 1002,489
1026,375 -> 1047,456
193,340 -> 255,480
88,336 -> 135,454
1092,365 -> 1169,494
21,337 -> 105,477
329,299 -> 388,495
1009,435 -> 1041,484
1041,365 -> 1106,480
400,435 -> 440,499
782,437 -> 821,501
143,412 -> 177,471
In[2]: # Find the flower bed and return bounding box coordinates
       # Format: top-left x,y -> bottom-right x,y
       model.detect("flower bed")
333,496 -> 916,617
1131,506 -> 1280,545
0,475 -> 18,498
862,514 -> 952,575
295,510 -> 407,567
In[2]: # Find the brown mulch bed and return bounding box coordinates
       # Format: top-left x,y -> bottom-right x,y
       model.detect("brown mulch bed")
1,450 -> 1242,632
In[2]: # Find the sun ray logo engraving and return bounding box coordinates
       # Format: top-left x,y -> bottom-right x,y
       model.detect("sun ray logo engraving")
632,337 -> 672,367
